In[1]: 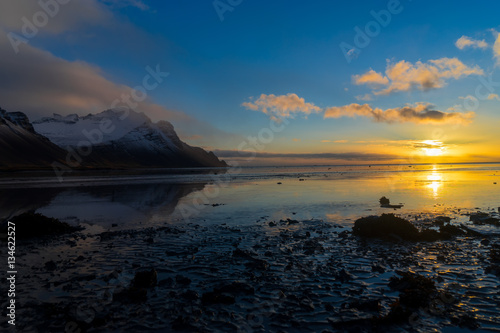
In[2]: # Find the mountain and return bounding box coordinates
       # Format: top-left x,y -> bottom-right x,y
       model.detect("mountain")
32,109 -> 227,168
0,108 -> 67,170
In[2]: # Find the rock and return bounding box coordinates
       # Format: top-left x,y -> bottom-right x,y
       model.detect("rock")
180,290 -> 199,301
335,269 -> 353,283
175,275 -> 191,286
345,299 -> 381,312
216,281 -> 254,296
201,290 -> 235,305
389,272 -> 436,308
379,196 -> 390,206
131,269 -> 157,288
490,244 -> 500,262
6,212 -> 81,239
469,212 -> 500,226
113,287 -> 147,303
45,260 -> 57,271
353,214 -> 419,241
371,264 -> 385,273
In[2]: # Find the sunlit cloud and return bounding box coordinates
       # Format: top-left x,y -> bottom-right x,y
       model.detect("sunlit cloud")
353,58 -> 484,95
324,102 -> 475,125
321,140 -> 348,143
353,69 -> 389,86
493,30 -> 500,66
214,150 -> 398,161
242,93 -> 321,121
355,94 -> 373,101
487,93 -> 500,101
455,35 -> 489,50
413,140 -> 446,156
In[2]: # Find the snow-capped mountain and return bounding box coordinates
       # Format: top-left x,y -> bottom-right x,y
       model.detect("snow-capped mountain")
32,109 -> 227,168
0,108 -> 67,170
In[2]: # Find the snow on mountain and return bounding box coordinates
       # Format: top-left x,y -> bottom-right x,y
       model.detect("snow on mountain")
33,109 -> 151,147
0,108 -> 67,170
32,108 -> 227,168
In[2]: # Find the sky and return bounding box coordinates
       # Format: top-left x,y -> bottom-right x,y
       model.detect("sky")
1,0 -> 500,165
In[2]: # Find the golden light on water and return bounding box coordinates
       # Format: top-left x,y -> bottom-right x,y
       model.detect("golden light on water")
426,165 -> 442,198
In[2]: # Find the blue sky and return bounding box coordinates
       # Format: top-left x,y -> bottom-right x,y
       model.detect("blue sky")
1,0 -> 500,164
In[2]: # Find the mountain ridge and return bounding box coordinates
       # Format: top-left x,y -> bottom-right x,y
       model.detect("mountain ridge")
1,107 -> 227,171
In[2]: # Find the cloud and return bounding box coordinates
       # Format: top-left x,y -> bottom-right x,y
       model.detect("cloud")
214,150 -> 398,161
353,69 -> 389,86
455,35 -> 489,50
487,93 -> 500,101
353,58 -> 484,95
0,29 -> 240,148
0,0 -> 112,35
355,94 -> 373,101
242,93 -> 321,121
292,138 -> 301,142
324,102 -> 474,125
412,140 -> 444,149
321,140 -> 348,143
493,31 -> 500,66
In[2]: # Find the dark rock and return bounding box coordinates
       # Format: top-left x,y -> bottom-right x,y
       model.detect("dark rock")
379,196 -> 390,206
345,299 -> 380,312
171,315 -> 198,331
131,269 -> 157,288
175,275 -> 191,286
113,287 -> 147,303
490,244 -> 500,262
469,212 -> 500,226
353,214 -> 419,241
335,269 -> 353,283
180,290 -> 199,301
389,272 -> 436,308
5,212 -> 81,239
201,290 -> 235,305
45,260 -> 57,271
216,281 -> 254,296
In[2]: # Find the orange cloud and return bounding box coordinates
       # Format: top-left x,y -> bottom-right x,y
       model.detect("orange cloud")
455,36 -> 488,50
493,31 -> 500,66
324,103 -> 474,125
242,93 -> 321,121
353,69 -> 389,86
487,93 -> 500,101
353,58 -> 484,95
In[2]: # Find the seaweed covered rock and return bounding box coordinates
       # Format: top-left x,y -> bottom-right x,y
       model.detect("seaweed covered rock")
3,212 -> 81,239
132,269 -> 158,288
113,269 -> 157,303
354,214 -> 482,242
353,214 -> 420,241
389,272 -> 436,308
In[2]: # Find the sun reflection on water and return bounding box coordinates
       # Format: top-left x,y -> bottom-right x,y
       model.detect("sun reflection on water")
426,166 -> 443,198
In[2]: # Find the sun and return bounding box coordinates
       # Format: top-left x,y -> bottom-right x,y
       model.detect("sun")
418,140 -> 445,157
424,147 -> 443,156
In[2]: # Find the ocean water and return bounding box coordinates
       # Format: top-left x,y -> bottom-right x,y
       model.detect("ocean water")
1,163 -> 500,331
1,163 -> 499,232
